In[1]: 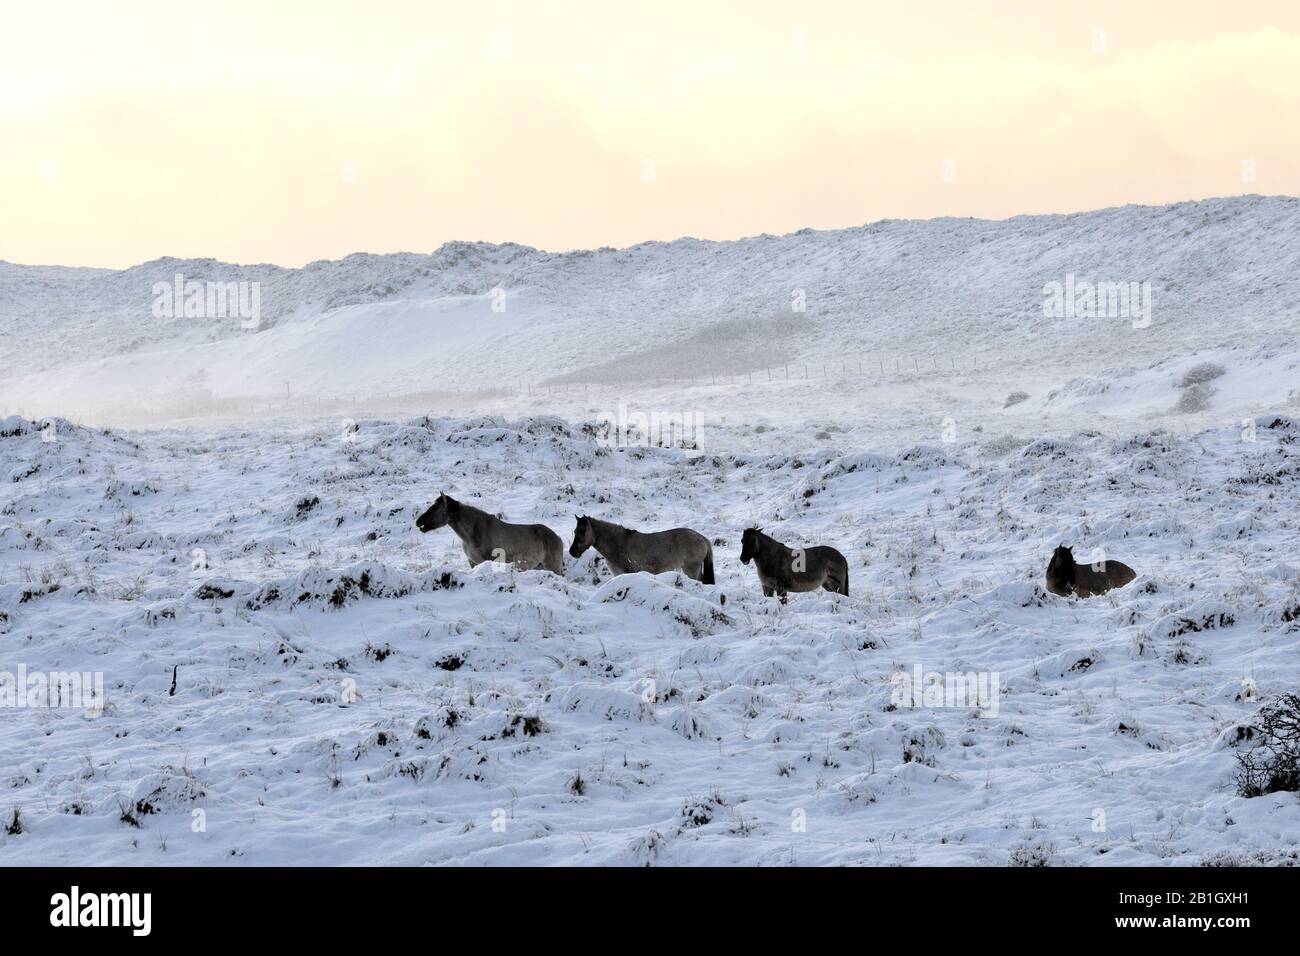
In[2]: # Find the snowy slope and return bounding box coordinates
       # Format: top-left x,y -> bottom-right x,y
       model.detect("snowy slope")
1,410 -> 1297,865
1,195 -> 1297,867
2,196 -> 1298,424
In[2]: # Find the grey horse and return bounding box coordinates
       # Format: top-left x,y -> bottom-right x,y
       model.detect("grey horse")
416,493 -> 564,574
569,515 -> 714,584
1045,544 -> 1136,598
739,527 -> 848,601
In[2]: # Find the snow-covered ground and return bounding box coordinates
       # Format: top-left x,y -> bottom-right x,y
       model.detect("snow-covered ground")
1,401 -> 1297,865
1,196 -> 1298,865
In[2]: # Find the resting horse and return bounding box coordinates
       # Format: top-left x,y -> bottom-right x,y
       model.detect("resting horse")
1044,544 -> 1136,598
569,515 -> 714,583
739,527 -> 848,601
416,493 -> 564,574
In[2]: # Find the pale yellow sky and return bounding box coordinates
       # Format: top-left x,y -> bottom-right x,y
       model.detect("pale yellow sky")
2,1 -> 1298,268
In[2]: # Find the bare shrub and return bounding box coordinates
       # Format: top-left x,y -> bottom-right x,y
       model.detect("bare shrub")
1177,362 -> 1226,388
1236,693 -> 1300,797
1175,382 -> 1215,413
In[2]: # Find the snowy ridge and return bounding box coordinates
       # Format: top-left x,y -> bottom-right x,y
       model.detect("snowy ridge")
2,195 -> 1298,424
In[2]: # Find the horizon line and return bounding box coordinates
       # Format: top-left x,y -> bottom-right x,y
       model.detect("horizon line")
5,192 -> 1295,274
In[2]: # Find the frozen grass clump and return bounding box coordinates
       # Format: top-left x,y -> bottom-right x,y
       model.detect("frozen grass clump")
979,434 -> 1026,458
1003,390 -> 1030,408
1200,848 -> 1300,867
1007,837 -> 1057,867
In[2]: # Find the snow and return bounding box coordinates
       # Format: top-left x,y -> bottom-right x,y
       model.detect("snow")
1,408 -> 1297,865
1,196 -> 1298,865
2,195 -> 1298,427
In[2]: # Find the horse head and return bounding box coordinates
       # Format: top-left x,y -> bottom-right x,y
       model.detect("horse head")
569,515 -> 595,557
1047,543 -> 1076,586
416,493 -> 456,533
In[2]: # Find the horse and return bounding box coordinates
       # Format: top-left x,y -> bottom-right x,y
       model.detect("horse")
415,493 -> 564,575
1044,544 -> 1136,598
568,515 -> 714,583
739,527 -> 849,602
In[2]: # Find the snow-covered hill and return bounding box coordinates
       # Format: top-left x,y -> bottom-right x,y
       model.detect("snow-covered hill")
2,196 -> 1298,425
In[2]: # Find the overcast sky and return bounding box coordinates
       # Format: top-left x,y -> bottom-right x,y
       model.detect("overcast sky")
3,1 -> 1298,268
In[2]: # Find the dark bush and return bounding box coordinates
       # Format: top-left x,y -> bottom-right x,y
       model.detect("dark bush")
1236,693 -> 1300,797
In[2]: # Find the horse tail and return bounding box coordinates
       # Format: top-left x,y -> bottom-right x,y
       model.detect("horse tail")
546,529 -> 566,576
841,562 -> 849,596
702,547 -> 715,585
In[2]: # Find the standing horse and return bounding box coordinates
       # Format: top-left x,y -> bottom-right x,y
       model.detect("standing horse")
739,527 -> 848,601
569,515 -> 714,583
416,493 -> 564,574
1044,544 -> 1136,598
